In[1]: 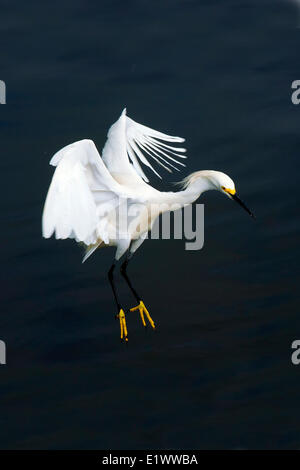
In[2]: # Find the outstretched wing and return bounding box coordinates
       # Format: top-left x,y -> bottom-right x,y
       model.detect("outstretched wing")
42,139 -> 123,245
102,108 -> 187,183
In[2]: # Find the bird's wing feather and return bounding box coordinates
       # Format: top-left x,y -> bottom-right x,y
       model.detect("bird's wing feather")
42,139 -> 124,245
102,108 -> 187,183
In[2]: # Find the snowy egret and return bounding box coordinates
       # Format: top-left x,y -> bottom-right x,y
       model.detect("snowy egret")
42,109 -> 254,341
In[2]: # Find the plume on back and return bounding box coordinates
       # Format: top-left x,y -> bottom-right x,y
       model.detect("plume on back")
42,109 -> 188,262
102,108 -> 187,182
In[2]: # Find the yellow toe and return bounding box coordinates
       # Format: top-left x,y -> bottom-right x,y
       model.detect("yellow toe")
117,309 -> 128,342
130,300 -> 155,330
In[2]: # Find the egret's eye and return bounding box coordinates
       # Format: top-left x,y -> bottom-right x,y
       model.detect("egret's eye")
222,186 -> 236,196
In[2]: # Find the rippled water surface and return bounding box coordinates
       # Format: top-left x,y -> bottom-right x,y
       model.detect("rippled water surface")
1,0 -> 300,449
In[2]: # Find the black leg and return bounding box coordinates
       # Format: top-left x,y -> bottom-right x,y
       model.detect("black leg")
120,255 -> 141,303
108,263 -> 129,341
120,254 -> 156,330
108,263 -> 121,313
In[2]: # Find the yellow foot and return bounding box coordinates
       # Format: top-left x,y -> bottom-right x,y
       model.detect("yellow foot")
130,301 -> 156,330
117,309 -> 128,342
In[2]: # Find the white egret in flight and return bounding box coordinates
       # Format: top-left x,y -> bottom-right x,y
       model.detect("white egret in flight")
42,109 -> 254,342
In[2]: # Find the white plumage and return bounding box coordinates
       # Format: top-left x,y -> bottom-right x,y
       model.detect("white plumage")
42,108 -> 254,342
42,108 -> 187,262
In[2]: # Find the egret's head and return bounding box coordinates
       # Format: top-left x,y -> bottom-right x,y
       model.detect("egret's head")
181,170 -> 255,218
210,172 -> 236,196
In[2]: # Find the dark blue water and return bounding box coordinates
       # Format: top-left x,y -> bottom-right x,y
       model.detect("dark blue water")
1,0 -> 300,449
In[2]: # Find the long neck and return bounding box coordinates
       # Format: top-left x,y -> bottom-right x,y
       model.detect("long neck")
161,175 -> 215,209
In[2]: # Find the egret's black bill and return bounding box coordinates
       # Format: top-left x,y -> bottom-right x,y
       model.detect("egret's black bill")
232,194 -> 255,219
